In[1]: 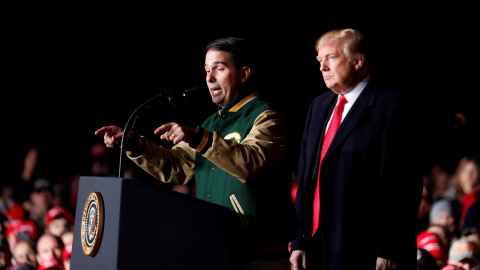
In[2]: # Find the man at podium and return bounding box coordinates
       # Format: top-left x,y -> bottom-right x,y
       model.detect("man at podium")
95,37 -> 297,269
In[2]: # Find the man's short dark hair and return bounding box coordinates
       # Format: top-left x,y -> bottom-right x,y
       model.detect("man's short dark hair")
206,37 -> 254,70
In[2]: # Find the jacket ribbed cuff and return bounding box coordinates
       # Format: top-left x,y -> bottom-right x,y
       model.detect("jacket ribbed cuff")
189,126 -> 212,154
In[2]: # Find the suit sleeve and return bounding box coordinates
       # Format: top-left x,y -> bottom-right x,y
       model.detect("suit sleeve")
374,93 -> 423,266
290,101 -> 316,251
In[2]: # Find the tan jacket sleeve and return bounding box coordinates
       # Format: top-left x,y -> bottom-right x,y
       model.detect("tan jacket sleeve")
128,139 -> 196,185
203,110 -> 291,184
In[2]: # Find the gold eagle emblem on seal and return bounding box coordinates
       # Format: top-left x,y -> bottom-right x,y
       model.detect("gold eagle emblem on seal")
81,191 -> 104,256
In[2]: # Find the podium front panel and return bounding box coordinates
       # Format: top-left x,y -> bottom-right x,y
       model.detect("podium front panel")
71,176 -> 233,270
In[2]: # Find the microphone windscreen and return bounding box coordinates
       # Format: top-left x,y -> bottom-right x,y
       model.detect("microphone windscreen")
181,86 -> 208,104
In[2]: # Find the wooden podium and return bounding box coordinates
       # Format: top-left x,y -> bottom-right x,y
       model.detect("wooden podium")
70,176 -> 236,269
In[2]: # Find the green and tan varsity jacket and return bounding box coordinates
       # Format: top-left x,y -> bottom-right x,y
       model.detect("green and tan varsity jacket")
128,88 -> 296,247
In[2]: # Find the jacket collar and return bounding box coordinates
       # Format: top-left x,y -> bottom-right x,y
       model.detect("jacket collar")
218,88 -> 259,115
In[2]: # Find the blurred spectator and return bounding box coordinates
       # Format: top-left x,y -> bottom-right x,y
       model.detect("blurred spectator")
0,214 -> 7,235
66,174 -> 80,216
0,185 -> 15,220
50,179 -> 69,211
35,234 -> 64,268
2,183 -> 32,227
10,147 -> 38,209
430,199 -> 460,241
419,185 -> 434,233
3,204 -> 28,222
462,196 -> 480,232
9,147 -> 44,214
60,230 -> 73,247
452,153 -> 480,229
461,185 -> 480,225
418,224 -> 450,267
441,237 -> 480,270
418,247 -> 441,270
5,219 -> 38,254
453,154 -> 480,204
89,143 -> 113,177
11,240 -> 37,268
25,178 -> 54,235
44,207 -> 74,238
60,142 -> 114,216
0,233 -> 12,270
461,228 -> 480,251
430,163 -> 456,202
1,146 -> 38,233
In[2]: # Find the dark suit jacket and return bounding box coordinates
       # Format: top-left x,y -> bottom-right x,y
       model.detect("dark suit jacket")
291,76 -> 423,269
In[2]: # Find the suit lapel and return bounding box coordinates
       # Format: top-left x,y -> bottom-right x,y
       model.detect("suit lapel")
322,83 -> 377,162
310,93 -> 337,181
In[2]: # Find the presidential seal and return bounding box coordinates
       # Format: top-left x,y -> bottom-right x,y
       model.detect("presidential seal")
81,191 -> 104,256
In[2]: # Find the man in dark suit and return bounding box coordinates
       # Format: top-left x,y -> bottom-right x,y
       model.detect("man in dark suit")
289,28 -> 423,269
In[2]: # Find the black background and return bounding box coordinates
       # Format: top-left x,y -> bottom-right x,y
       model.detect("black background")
3,6 -> 478,181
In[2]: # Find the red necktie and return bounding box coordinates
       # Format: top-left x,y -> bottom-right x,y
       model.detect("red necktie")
312,95 -> 348,236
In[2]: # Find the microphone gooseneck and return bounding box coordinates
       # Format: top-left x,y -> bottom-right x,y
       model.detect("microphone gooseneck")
117,87 -> 201,178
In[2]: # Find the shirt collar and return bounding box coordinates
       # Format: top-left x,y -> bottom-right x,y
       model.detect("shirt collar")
343,74 -> 370,104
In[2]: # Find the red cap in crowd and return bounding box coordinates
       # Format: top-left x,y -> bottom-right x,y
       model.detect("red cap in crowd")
6,219 -> 39,243
45,206 -> 74,228
3,203 -> 26,220
37,258 -> 65,270
417,230 -> 446,261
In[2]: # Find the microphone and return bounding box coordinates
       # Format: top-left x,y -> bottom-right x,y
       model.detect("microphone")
117,86 -> 203,177
144,86 -> 202,110
181,86 -> 205,105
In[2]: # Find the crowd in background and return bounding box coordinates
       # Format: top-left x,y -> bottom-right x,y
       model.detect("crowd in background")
417,153 -> 480,269
1,138 -> 479,269
0,140 -> 190,270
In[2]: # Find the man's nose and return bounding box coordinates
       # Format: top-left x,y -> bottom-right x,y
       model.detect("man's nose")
206,73 -> 215,83
320,62 -> 328,71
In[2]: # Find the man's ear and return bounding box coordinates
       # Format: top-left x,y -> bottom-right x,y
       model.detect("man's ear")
241,66 -> 251,82
354,55 -> 365,70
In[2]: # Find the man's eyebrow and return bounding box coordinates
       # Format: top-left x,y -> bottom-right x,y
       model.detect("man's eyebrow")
205,61 -> 227,67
